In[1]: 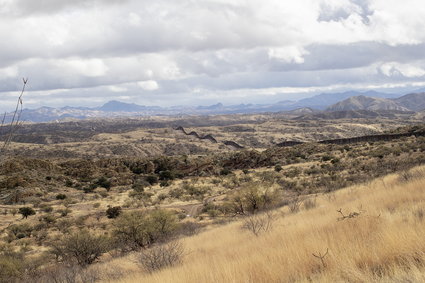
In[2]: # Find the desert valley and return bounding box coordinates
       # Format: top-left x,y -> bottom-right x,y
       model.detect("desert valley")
1,1 -> 425,282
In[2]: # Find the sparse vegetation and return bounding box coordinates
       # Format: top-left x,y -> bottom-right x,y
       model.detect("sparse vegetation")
111,167 -> 425,282
2,113 -> 425,282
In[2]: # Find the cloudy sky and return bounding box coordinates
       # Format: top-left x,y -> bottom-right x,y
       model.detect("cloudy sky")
1,0 -> 425,111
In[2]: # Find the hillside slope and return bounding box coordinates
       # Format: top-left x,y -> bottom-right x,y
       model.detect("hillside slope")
326,95 -> 409,111
394,92 -> 425,111
107,167 -> 425,283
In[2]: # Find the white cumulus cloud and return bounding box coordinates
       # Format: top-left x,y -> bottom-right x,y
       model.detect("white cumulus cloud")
0,0 -> 425,110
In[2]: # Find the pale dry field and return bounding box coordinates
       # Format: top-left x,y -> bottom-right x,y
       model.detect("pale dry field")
99,167 -> 425,283
3,115 -> 413,158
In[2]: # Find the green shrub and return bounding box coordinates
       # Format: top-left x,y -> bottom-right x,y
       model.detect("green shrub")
18,207 -> 35,219
224,183 -> 277,215
96,176 -> 112,191
41,205 -> 54,213
40,214 -> 56,225
8,224 -> 33,240
274,164 -> 283,172
159,170 -> 174,181
106,206 -> 122,219
145,175 -> 158,185
113,209 -> 178,251
56,194 -> 67,200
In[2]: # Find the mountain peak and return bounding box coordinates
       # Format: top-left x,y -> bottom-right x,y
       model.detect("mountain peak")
327,95 -> 409,112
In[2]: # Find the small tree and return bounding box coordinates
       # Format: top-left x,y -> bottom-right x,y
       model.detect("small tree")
18,207 -> 35,219
148,209 -> 178,241
226,184 -> 277,215
159,170 -> 174,181
51,230 -> 109,266
96,176 -> 111,191
106,206 -> 122,219
145,175 -> 158,185
113,211 -> 151,251
113,209 -> 178,251
274,164 -> 283,172
56,194 -> 67,200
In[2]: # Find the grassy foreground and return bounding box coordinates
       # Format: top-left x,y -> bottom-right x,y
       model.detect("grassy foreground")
103,167 -> 425,283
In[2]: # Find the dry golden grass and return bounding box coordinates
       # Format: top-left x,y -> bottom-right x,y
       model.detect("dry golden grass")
106,167 -> 425,283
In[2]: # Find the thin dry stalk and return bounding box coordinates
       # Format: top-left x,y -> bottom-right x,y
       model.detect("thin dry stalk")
312,248 -> 329,268
242,211 -> 276,236
336,208 -> 361,221
1,78 -> 28,154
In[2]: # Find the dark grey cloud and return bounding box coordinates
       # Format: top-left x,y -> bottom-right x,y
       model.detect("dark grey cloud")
1,0 -> 425,111
1,0 -> 128,16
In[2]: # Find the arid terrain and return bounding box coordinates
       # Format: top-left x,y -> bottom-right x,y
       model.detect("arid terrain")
1,113 -> 425,282
2,1 -> 425,282
0,112 -> 418,159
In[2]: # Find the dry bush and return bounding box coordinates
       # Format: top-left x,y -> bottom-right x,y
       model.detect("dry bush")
36,264 -> 100,283
51,230 -> 110,266
398,168 -> 425,183
242,211 -> 276,236
139,241 -> 184,273
225,183 -> 278,215
113,209 -> 178,251
303,197 -> 317,210
0,244 -> 46,283
0,255 -> 24,282
288,197 -> 301,213
177,221 -> 203,236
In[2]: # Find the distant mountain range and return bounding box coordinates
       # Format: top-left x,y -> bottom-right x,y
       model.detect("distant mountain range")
290,90 -> 402,110
9,90 -> 425,123
326,92 -> 425,112
326,96 -> 408,111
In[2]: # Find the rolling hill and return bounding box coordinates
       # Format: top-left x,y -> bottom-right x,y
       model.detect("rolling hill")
326,95 -> 409,112
326,92 -> 425,112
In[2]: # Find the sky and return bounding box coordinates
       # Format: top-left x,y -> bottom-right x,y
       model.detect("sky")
1,0 -> 425,111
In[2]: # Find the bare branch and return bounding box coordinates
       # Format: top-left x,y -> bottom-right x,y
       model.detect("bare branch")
312,248 -> 329,268
337,208 -> 361,221
1,78 -> 28,155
